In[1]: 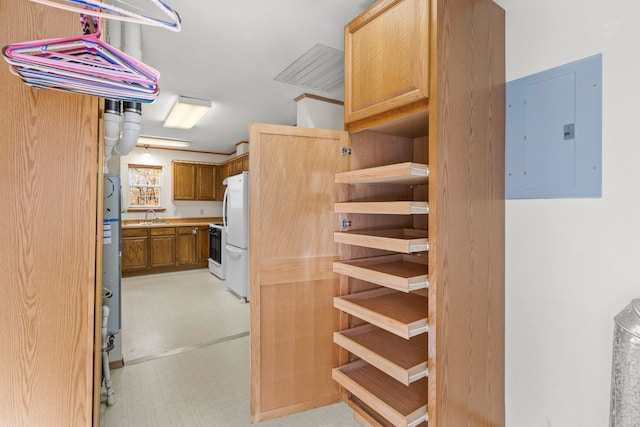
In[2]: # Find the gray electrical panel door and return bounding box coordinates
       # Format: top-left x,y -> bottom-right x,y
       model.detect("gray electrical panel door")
506,54 -> 602,199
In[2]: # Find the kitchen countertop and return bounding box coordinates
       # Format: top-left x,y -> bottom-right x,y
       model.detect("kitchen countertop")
122,217 -> 222,228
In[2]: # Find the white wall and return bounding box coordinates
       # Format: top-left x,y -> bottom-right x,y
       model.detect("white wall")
504,1 -> 640,426
296,96 -> 344,130
118,147 -> 230,220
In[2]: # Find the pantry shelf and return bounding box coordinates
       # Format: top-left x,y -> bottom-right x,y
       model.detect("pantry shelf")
334,201 -> 429,215
334,228 -> 428,253
334,324 -> 428,385
333,254 -> 428,293
332,360 -> 428,427
333,287 -> 428,339
335,162 -> 429,185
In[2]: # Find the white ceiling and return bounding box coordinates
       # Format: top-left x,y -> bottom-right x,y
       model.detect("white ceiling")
130,0 -> 376,154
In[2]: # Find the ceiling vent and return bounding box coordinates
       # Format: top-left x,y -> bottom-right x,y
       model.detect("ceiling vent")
274,44 -> 344,93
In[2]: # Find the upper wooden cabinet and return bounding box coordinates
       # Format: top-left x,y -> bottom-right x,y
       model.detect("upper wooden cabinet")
196,164 -> 216,200
344,0 -> 430,127
173,162 -> 196,200
172,161 -> 217,201
218,153 -> 249,200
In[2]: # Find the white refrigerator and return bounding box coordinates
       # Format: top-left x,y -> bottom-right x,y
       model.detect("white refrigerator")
223,172 -> 250,302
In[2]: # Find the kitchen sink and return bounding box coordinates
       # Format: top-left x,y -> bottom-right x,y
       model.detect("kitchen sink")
137,221 -> 171,226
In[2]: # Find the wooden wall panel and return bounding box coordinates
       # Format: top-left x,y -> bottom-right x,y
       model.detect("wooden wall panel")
428,0 -> 505,426
0,2 -> 99,426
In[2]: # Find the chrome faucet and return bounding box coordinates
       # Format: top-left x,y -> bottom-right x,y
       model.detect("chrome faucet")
145,209 -> 157,223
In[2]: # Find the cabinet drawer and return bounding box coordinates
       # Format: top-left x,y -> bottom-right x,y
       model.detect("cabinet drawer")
177,226 -> 194,235
122,228 -> 148,237
150,227 -> 175,236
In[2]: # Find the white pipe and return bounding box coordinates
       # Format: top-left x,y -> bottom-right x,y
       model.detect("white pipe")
123,22 -> 142,61
101,305 -> 115,406
108,20 -> 122,51
103,100 -> 121,163
114,103 -> 141,156
103,22 -> 143,160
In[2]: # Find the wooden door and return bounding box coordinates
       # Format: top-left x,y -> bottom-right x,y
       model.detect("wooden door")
173,162 -> 196,200
175,227 -> 195,265
195,226 -> 210,263
249,123 -> 349,423
121,229 -> 149,272
150,228 -> 176,267
196,164 -> 215,200
344,0 -> 430,125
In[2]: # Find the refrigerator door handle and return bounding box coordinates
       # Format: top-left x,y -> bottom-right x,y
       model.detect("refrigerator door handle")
222,186 -> 229,233
226,245 -> 243,254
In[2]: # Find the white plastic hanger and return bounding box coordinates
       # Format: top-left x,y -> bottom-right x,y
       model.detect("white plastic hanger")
29,0 -> 181,32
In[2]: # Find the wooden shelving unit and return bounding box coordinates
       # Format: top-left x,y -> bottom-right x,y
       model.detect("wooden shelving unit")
335,162 -> 429,185
332,360 -> 428,427
335,201 -> 429,215
334,229 -> 428,253
334,324 -> 427,385
333,254 -> 428,293
334,288 -> 428,339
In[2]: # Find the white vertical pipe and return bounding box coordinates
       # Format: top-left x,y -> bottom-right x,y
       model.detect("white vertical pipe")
123,22 -> 142,61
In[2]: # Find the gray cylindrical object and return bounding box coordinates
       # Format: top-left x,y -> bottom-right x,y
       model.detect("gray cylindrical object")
610,298 -> 640,426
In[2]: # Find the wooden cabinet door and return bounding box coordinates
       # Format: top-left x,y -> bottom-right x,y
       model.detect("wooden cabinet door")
195,226 -> 210,262
344,0 -> 429,125
196,164 -> 215,200
175,227 -> 195,265
122,237 -> 149,271
173,162 -> 196,200
249,123 -> 349,423
150,228 -> 176,267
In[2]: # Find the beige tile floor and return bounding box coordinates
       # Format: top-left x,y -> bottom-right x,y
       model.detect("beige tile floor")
100,269 -> 358,427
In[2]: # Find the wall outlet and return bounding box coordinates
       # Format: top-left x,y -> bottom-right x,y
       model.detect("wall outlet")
200,208 -> 204,215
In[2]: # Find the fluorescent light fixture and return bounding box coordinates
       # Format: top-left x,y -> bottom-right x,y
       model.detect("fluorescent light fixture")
163,96 -> 211,129
137,136 -> 191,148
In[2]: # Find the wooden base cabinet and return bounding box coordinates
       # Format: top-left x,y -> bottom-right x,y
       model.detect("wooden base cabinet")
250,0 -> 504,426
176,226 -> 209,266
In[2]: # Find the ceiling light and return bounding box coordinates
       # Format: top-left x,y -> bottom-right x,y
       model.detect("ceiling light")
163,96 -> 212,129
137,136 -> 191,148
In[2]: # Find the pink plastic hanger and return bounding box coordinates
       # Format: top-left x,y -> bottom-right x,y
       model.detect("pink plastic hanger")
2,16 -> 160,102
29,0 -> 181,32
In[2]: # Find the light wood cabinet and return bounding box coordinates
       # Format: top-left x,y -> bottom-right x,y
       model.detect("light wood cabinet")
344,0 -> 430,127
250,0 -> 505,426
172,161 -> 217,201
1,3 -> 103,425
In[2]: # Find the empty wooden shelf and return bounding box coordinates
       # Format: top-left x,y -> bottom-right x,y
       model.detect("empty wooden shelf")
335,162 -> 429,185
334,228 -> 428,253
332,360 -> 428,427
333,254 -> 428,293
334,201 -> 429,215
334,324 -> 427,385
334,287 -> 428,339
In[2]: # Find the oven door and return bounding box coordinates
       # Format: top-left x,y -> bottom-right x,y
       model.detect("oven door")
208,225 -> 226,279
209,226 -> 222,264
